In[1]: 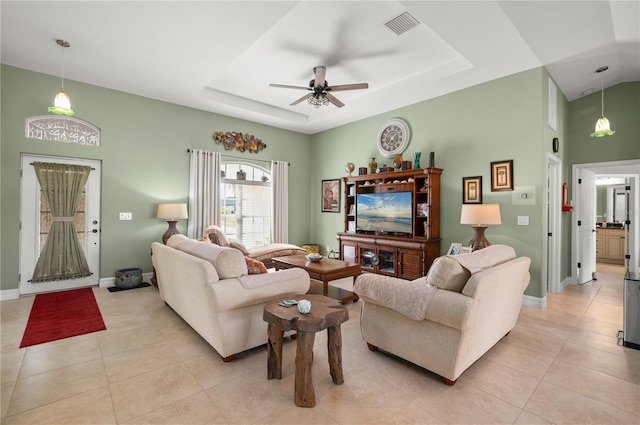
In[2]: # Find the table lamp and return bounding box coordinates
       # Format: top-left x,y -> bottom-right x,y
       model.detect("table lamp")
460,204 -> 501,251
157,203 -> 188,244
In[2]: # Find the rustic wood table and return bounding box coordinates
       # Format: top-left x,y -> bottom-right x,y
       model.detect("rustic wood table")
263,294 -> 349,407
272,255 -> 361,304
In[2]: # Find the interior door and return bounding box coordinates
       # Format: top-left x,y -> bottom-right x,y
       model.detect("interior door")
19,154 -> 101,294
578,169 -> 596,284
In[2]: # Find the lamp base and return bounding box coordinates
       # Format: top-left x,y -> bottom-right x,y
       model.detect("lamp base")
468,225 -> 491,251
162,220 -> 180,244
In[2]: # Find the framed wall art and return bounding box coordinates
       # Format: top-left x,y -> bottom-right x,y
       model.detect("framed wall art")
322,179 -> 341,213
490,160 -> 514,191
462,176 -> 483,204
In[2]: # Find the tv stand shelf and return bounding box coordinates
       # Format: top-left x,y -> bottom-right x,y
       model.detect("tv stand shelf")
339,167 -> 442,280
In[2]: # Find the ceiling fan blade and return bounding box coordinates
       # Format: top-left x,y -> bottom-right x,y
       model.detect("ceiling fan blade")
328,83 -> 369,92
325,92 -> 345,108
313,66 -> 326,88
269,83 -> 311,91
290,94 -> 310,106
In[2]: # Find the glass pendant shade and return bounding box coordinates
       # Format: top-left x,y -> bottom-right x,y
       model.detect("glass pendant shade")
48,90 -> 75,116
591,116 -> 615,137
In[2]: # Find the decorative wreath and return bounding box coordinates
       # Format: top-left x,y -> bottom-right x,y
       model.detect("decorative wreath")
213,131 -> 267,153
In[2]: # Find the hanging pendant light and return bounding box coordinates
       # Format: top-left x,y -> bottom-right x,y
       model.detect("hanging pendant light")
590,66 -> 614,137
48,39 -> 75,116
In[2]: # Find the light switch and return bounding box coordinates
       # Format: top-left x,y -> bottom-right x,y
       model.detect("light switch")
119,212 -> 132,220
517,216 -> 529,226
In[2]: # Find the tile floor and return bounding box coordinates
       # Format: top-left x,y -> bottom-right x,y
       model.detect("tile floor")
1,263 -> 638,424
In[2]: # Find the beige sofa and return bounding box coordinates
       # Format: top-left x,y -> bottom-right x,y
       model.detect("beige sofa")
354,245 -> 530,385
151,234 -> 310,361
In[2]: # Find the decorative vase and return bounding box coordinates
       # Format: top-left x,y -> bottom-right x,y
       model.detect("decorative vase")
236,170 -> 246,180
414,152 -> 421,169
393,154 -> 403,169
369,157 -> 377,174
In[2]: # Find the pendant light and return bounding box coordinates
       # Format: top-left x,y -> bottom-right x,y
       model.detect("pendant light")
48,39 -> 75,116
590,66 -> 614,137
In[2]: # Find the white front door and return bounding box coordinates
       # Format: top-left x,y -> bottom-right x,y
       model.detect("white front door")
19,154 -> 101,294
577,169 -> 596,284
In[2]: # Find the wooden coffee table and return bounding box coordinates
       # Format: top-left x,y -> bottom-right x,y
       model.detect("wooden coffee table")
263,294 -> 349,407
272,255 -> 361,303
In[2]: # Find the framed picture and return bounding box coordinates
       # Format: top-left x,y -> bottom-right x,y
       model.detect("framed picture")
322,179 -> 340,212
462,176 -> 482,204
447,242 -> 462,255
460,246 -> 473,254
490,160 -> 514,191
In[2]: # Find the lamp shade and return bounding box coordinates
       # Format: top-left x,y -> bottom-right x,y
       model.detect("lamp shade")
460,204 -> 501,225
157,203 -> 188,220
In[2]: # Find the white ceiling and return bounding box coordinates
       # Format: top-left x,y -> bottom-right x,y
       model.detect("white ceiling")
2,1 -> 638,135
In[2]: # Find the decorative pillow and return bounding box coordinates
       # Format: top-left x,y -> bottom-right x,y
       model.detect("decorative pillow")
425,256 -> 471,293
245,257 -> 268,274
229,239 -> 250,256
203,225 -> 230,247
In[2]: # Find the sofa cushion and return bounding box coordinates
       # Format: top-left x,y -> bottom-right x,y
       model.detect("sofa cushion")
203,225 -> 230,247
167,234 -> 247,278
454,244 -> 516,274
245,257 -> 268,274
426,256 -> 471,293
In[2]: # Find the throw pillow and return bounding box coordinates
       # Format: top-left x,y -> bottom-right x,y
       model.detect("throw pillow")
425,256 -> 471,293
203,225 -> 230,247
245,257 -> 268,274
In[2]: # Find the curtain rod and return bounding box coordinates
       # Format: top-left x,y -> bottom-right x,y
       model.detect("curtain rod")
186,149 -> 290,166
30,163 -> 96,170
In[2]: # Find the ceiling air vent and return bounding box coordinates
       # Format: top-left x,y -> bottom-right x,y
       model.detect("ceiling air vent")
385,11 -> 420,35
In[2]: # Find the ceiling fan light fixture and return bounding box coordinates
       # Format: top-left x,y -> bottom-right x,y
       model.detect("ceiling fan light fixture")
590,66 -> 614,138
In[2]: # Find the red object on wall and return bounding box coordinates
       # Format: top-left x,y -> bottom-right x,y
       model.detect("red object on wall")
562,182 -> 573,212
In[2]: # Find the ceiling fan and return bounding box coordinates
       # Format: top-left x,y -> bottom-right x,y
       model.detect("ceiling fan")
269,66 -> 368,108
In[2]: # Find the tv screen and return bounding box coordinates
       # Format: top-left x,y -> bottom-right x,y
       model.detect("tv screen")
356,192 -> 413,234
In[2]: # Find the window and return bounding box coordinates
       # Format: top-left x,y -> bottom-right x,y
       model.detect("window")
220,163 -> 271,247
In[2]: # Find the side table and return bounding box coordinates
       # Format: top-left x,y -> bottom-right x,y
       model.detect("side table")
263,294 -> 349,407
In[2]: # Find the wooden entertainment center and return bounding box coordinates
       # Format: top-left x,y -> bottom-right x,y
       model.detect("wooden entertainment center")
338,167 -> 442,280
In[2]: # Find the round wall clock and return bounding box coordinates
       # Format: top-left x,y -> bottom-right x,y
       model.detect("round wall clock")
377,118 -> 410,158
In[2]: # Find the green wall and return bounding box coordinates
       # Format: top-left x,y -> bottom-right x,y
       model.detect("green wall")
309,68 -> 566,299
1,65 -> 311,290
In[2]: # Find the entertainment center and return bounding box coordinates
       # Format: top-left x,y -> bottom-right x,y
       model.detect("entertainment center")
338,167 -> 442,280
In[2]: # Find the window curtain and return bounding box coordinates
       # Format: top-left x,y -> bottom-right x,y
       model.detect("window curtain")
188,149 -> 220,239
30,162 -> 92,283
271,160 -> 289,243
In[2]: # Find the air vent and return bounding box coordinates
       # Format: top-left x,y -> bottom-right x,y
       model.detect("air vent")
385,11 -> 420,35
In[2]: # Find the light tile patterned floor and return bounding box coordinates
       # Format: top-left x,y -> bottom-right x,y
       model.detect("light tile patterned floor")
1,263 -> 638,424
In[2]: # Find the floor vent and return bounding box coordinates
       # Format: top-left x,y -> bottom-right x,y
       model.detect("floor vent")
384,11 -> 420,35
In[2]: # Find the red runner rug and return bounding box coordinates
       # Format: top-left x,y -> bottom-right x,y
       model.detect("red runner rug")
19,287 -> 106,348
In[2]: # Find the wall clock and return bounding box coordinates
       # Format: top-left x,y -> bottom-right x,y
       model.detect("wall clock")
377,118 -> 410,158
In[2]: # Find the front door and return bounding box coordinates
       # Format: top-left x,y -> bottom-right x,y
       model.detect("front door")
19,154 -> 101,294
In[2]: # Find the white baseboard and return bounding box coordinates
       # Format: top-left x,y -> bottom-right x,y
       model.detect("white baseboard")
522,294 -> 547,309
0,288 -> 20,301
100,272 -> 153,288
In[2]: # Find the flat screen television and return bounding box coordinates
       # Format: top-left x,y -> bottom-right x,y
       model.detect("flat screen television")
356,191 -> 413,235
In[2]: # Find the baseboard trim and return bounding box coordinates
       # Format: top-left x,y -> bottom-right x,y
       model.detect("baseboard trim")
522,294 -> 547,309
100,272 -> 153,288
0,288 -> 21,301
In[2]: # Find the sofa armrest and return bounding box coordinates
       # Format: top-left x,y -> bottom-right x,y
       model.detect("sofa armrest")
206,268 -> 311,311
425,290 -> 476,331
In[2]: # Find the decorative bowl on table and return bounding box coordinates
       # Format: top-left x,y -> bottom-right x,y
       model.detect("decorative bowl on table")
306,253 -> 323,263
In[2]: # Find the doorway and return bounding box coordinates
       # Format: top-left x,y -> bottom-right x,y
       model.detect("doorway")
19,154 -> 102,295
571,159 -> 640,285
547,154 -> 562,292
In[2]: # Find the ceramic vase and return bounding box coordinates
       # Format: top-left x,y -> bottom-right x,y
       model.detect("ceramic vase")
369,157 -> 377,174
414,152 -> 421,169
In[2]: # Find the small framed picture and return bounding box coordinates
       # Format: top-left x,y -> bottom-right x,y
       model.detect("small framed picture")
491,160 -> 514,191
462,176 -> 482,204
447,242 -> 462,256
322,179 -> 341,213
416,203 -> 428,216
460,246 -> 472,254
